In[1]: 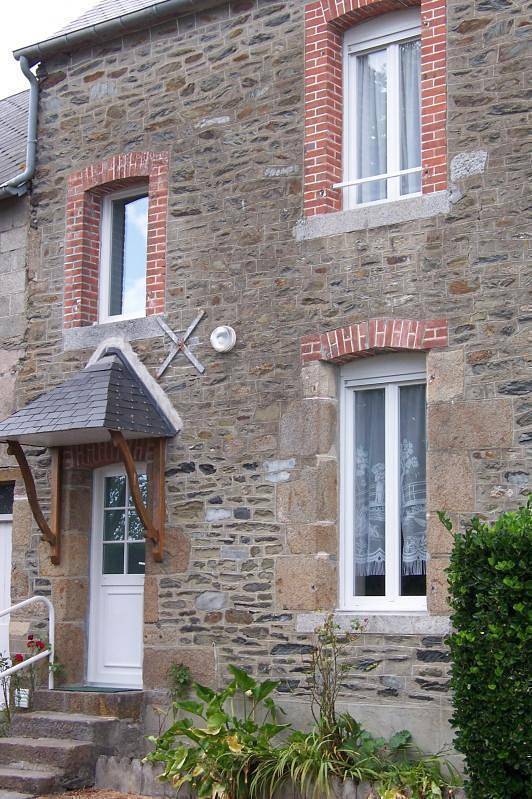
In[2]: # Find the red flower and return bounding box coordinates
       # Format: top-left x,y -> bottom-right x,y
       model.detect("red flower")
27,634 -> 34,641
36,641 -> 45,650
12,654 -> 24,664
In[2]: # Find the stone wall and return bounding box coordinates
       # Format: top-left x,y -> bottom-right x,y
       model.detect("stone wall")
13,0 -> 530,758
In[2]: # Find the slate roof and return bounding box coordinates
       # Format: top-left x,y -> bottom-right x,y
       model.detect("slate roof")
57,0 -> 159,36
0,350 -> 176,447
0,91 -> 29,186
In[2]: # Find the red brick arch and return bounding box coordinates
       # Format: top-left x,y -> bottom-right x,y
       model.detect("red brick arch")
304,0 -> 447,215
301,318 -> 448,364
64,151 -> 169,328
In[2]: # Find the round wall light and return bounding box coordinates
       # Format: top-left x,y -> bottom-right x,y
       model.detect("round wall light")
210,325 -> 237,353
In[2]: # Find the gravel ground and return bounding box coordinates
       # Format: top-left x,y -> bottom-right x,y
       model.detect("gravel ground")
37,791 -> 151,799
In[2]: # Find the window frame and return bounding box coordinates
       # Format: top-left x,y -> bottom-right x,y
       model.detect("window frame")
339,352 -> 427,613
98,185 -> 149,324
342,8 -> 422,210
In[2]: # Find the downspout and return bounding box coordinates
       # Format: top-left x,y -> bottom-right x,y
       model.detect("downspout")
0,56 -> 39,200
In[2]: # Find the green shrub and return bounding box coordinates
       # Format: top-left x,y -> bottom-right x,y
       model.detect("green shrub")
441,497 -> 532,798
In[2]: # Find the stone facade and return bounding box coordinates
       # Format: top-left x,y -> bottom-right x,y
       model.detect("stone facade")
5,0 -> 530,764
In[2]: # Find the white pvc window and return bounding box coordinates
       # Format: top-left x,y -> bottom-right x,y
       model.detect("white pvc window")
341,9 -> 422,209
99,187 -> 149,322
340,353 -> 427,612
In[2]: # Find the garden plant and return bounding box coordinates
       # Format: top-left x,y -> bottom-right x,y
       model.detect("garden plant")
147,615 -> 460,798
441,496 -> 532,798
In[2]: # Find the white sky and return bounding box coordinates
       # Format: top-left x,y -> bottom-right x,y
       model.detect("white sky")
0,0 -> 95,100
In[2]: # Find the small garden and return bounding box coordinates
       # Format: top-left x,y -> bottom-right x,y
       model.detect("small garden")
148,498 -> 531,799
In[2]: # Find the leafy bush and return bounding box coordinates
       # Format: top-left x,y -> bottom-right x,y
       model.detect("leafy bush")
146,665 -> 289,799
441,497 -> 532,798
147,615 -> 460,799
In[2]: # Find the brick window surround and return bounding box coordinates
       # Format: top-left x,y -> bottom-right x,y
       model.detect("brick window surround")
304,0 -> 447,216
64,151 -> 169,329
301,318 -> 448,364
63,439 -> 153,470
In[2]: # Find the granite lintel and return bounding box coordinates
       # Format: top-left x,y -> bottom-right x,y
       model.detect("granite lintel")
63,315 -> 165,351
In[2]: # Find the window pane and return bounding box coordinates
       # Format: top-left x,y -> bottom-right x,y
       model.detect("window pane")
127,542 -> 146,575
127,507 -> 144,541
400,384 -> 426,596
356,49 -> 387,204
354,388 -> 386,596
399,39 -> 421,195
129,473 -> 148,506
105,476 -> 126,508
0,483 -> 14,515
109,194 -> 148,318
104,509 -> 125,541
103,543 -> 125,574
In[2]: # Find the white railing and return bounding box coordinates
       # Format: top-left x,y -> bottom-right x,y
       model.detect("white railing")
333,166 -> 422,190
0,596 -> 55,689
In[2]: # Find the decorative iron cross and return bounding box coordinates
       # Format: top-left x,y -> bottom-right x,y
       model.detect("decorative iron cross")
156,312 -> 206,377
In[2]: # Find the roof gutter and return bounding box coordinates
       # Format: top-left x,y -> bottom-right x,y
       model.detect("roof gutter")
13,0 -> 228,66
0,57 -> 39,200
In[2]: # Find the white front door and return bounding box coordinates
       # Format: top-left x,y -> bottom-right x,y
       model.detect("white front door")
0,512 -> 12,662
88,465 -> 146,688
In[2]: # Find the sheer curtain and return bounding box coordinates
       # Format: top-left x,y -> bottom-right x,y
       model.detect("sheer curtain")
354,389 -> 386,594
399,385 -> 427,581
399,40 -> 421,195
356,49 -> 387,204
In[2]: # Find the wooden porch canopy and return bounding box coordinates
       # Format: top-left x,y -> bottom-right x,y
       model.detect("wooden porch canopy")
0,348 -> 177,564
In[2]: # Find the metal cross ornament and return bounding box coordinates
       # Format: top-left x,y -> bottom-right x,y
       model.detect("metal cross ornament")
156,312 -> 206,377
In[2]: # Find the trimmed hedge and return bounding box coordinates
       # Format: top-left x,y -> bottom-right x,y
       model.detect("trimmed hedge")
441,498 -> 532,798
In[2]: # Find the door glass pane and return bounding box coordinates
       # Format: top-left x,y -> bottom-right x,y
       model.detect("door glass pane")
105,476 -> 126,508
356,48 -> 387,204
127,542 -> 146,575
400,384 -> 426,596
133,473 -> 148,505
127,507 -> 144,541
103,543 -> 125,574
354,388 -> 386,596
109,194 -> 148,319
399,39 -> 421,195
104,509 -> 125,541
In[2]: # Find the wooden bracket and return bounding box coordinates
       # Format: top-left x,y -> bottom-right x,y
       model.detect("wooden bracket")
7,442 -> 61,565
109,430 -> 165,562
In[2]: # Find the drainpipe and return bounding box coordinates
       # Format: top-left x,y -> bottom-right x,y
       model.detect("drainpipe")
0,56 -> 39,200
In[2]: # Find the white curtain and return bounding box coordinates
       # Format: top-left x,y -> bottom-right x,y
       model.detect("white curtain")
356,49 -> 387,204
399,40 -> 421,195
399,385 -> 427,576
354,389 -> 386,583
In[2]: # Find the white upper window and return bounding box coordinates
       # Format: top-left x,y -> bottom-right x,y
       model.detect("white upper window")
99,187 -> 149,322
342,9 -> 422,208
340,353 -> 427,612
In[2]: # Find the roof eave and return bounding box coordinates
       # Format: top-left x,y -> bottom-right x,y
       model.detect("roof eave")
13,0 -> 228,66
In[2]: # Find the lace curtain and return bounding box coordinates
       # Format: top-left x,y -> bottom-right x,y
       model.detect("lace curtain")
354,385 -> 427,580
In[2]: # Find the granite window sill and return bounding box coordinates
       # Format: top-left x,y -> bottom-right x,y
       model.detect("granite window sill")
294,190 -> 450,241
63,315 -> 164,351
296,611 -> 450,636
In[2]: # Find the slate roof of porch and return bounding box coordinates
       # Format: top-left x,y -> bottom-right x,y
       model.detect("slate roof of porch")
0,349 -> 176,447
0,91 -> 29,185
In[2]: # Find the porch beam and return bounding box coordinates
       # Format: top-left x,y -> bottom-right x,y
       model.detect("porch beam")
108,429 -> 164,562
6,441 -> 61,565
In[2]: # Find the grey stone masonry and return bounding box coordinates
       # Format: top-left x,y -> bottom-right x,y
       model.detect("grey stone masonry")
8,0 -> 531,771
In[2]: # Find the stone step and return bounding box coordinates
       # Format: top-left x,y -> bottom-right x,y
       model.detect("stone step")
0,736 -> 95,772
0,764 -> 60,795
11,710 -> 119,745
33,688 -> 144,720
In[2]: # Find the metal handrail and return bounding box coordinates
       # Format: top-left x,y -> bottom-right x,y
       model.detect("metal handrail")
0,596 -> 55,689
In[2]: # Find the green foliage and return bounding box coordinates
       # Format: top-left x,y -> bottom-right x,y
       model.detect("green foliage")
146,665 -> 288,799
444,497 -> 532,798
167,662 -> 192,703
251,712 -> 459,799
